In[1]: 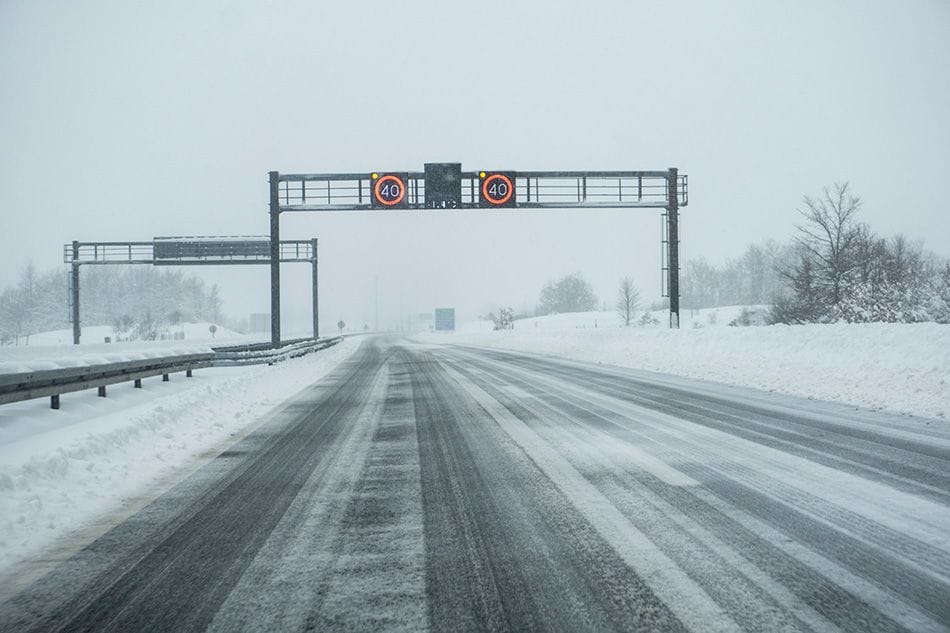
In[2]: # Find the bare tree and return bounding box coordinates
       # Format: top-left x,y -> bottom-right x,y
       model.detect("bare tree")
616,277 -> 640,326
793,182 -> 862,309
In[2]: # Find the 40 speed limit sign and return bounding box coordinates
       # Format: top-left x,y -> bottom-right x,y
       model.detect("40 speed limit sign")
479,171 -> 516,208
371,172 -> 409,209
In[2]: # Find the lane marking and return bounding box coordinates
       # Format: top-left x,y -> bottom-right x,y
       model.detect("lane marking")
693,486 -> 950,633
442,364 -> 742,633
459,362 -> 697,487
464,353 -> 950,551
449,354 -> 950,632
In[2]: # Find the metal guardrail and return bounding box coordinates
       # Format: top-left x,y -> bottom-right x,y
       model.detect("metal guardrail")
213,336 -> 343,367
211,336 -> 318,355
0,336 -> 345,409
0,353 -> 213,409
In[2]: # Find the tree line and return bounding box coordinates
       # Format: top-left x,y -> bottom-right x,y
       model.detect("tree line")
0,264 -> 223,345
520,182 -> 949,327
774,183 -> 949,323
682,183 -> 950,324
681,240 -> 796,310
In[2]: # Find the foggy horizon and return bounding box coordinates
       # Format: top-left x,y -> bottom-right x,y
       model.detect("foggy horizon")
2,1 -> 948,332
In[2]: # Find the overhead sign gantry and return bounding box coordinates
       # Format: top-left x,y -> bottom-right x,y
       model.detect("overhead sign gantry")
64,236 -> 319,345
267,164 -> 688,345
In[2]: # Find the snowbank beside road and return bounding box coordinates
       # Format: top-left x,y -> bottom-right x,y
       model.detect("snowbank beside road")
0,337 -> 361,574
420,313 -> 949,421
9,322 -> 247,348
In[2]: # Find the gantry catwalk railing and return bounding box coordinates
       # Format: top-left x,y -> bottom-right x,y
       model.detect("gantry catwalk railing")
63,236 -> 314,265
265,165 -> 688,346
64,236 -> 319,345
272,171 -> 687,211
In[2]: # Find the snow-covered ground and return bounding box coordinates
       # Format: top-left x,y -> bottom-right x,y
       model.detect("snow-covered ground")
5,322 -> 365,349
7,322 -> 248,348
418,307 -> 950,421
0,321 -> 324,372
0,337 -> 361,574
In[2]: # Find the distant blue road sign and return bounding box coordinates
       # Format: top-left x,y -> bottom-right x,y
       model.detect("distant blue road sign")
434,308 -> 455,331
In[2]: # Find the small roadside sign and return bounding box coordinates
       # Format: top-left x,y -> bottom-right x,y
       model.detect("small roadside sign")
434,308 -> 455,331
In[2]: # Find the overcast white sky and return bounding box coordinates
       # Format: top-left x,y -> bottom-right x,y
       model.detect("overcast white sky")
1,0 -> 948,331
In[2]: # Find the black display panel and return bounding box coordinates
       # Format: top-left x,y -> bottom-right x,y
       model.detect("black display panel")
424,163 -> 462,209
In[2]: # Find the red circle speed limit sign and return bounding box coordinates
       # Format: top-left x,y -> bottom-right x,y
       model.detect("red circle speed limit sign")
479,171 -> 516,207
371,173 -> 408,208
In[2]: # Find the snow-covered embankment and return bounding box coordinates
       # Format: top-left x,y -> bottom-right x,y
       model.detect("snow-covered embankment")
0,338 -> 360,574
419,311 -> 949,421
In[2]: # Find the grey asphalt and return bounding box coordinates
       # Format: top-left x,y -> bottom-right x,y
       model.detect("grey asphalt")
1,337 -> 948,632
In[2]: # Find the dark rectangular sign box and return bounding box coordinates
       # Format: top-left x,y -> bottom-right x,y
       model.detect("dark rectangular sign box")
424,163 -> 462,209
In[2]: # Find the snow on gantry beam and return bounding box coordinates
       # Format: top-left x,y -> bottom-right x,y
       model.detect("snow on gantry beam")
274,167 -> 688,212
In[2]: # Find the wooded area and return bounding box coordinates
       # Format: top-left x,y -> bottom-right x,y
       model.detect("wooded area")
0,265 -> 223,345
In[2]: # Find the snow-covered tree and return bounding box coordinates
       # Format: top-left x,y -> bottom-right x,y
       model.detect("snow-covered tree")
616,277 -> 640,326
492,307 -> 515,330
0,262 -> 227,342
537,273 -> 597,315
927,263 -> 950,324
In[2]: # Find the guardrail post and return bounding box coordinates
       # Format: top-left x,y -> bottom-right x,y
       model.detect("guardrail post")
318,238 -> 320,338
269,171 -> 282,348
666,168 -> 680,329
71,241 -> 81,345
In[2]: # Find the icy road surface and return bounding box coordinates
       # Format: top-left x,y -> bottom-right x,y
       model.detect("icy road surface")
1,337 -> 948,632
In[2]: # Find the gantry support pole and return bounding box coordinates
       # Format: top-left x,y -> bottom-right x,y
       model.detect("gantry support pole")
269,171 -> 281,347
311,238 -> 320,338
71,240 -> 81,344
666,168 -> 680,329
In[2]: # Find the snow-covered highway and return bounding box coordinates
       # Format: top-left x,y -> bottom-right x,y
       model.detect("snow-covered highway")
1,336 -> 948,632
